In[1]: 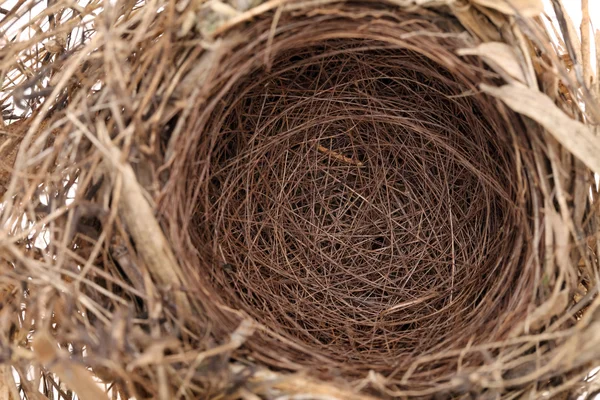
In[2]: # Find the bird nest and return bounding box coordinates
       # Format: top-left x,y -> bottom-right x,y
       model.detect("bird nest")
1,0 -> 600,399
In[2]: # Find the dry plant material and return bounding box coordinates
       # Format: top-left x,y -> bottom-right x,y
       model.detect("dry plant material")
181,32 -> 535,379
1,0 -> 599,399
33,333 -> 108,400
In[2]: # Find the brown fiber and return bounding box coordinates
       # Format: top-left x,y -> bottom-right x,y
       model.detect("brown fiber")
171,18 -> 537,380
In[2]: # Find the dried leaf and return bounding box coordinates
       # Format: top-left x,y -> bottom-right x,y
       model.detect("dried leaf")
451,3 -> 501,42
471,0 -> 543,17
458,42 -> 526,83
482,83 -> 600,176
33,332 -> 108,400
473,3 -> 509,27
552,0 -> 582,68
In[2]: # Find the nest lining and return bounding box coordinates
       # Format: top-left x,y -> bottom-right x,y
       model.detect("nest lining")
166,11 -> 540,382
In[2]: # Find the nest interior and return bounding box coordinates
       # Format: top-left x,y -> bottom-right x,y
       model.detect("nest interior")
164,9 -> 540,382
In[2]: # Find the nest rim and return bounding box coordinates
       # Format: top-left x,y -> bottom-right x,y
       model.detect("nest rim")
161,5 -> 544,386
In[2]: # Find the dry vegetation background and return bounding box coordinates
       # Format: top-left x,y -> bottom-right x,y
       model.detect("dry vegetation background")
1,0 -> 600,399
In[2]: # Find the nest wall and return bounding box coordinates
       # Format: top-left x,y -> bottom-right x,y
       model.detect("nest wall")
164,10 -> 541,383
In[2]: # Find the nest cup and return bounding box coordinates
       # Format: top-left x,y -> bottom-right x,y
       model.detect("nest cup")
164,4 -> 543,387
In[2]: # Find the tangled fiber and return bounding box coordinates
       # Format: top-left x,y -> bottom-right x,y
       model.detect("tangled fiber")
2,0 -> 600,399
181,18 -> 535,378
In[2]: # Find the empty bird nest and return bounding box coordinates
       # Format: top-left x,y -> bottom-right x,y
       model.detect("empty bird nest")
1,0 -> 600,399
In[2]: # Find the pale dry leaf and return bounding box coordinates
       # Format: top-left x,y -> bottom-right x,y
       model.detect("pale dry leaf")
471,0 -> 543,17
33,332 -> 108,400
451,2 -> 501,42
458,42 -> 526,83
552,0 -> 582,68
473,3 -> 508,27
482,83 -> 600,176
